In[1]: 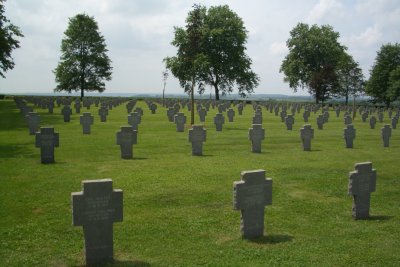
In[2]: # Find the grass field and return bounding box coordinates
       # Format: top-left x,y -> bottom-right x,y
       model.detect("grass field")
0,97 -> 399,266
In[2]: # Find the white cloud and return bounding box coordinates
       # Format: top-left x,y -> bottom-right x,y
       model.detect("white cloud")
306,0 -> 344,23
349,25 -> 382,47
270,42 -> 287,56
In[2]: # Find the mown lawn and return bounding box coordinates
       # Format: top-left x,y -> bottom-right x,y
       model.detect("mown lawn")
0,97 -> 399,266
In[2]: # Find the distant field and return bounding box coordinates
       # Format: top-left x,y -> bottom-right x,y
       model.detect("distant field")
0,98 -> 399,266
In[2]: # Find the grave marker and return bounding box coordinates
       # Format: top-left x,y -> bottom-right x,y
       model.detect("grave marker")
214,113 -> 225,131
72,179 -> 123,266
35,127 -> 59,163
348,162 -> 376,219
285,115 -> 295,130
233,170 -> 272,239
26,112 -> 41,135
381,124 -> 391,147
300,124 -> 314,151
128,112 -> 141,131
343,124 -> 356,148
174,112 -> 187,132
61,105 -> 73,122
248,124 -> 265,153
188,125 -> 206,156
116,126 -> 137,159
80,113 -> 94,134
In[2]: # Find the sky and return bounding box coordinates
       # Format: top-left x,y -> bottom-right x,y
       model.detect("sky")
0,0 -> 399,96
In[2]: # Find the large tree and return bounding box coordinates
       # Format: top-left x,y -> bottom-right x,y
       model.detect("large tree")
337,52 -> 364,105
164,4 -> 258,102
54,14 -> 112,99
366,43 -> 400,107
280,23 -> 347,104
0,0 -> 23,78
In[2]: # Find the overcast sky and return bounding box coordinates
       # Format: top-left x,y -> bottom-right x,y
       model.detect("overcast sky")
0,0 -> 399,96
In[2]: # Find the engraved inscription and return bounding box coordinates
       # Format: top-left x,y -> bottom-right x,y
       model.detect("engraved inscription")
84,196 -> 114,222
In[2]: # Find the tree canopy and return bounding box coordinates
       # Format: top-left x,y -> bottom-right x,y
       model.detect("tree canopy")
0,0 -> 23,78
366,43 -> 400,107
164,4 -> 259,101
280,23 -> 347,103
337,52 -> 364,105
54,13 -> 112,99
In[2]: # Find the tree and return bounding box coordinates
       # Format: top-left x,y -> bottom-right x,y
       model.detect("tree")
366,43 -> 400,107
54,14 -> 112,99
162,69 -> 169,107
164,4 -> 206,125
280,23 -> 347,104
164,4 -> 259,103
0,0 -> 23,78
337,52 -> 364,105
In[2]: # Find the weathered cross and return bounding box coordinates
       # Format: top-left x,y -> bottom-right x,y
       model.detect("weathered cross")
174,112 -> 187,132
188,125 -> 206,156
248,124 -> 265,153
348,162 -> 376,219
198,108 -> 207,123
343,124 -> 356,148
72,179 -> 123,266
80,112 -> 94,134
26,112 -> 40,135
61,105 -> 72,122
214,113 -> 225,131
285,115 -> 295,130
227,108 -> 235,122
98,107 -> 109,122
300,124 -> 314,151
233,170 -> 272,239
35,127 -> 59,163
128,112 -> 141,131
116,126 -> 137,159
381,124 -> 392,147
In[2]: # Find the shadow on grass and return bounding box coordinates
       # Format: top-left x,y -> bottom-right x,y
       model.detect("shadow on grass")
109,259 -> 150,267
248,234 -> 294,244
367,215 -> 393,221
0,144 -> 36,158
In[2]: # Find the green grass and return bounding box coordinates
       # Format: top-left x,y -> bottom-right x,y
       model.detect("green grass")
0,98 -> 399,266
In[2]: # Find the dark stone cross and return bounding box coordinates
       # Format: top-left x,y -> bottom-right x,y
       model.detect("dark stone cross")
98,107 -> 109,122
188,125 -> 206,156
80,112 -> 94,134
348,162 -> 376,219
72,179 -> 123,266
233,170 -> 272,239
248,124 -> 265,153
116,126 -> 138,159
35,127 -> 59,163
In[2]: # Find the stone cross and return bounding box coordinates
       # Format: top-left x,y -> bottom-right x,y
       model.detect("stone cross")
74,100 -> 81,114
62,105 -> 73,122
378,112 -> 384,123
72,179 -> 123,266
227,108 -> 235,122
323,111 -> 329,123
188,125 -> 206,156
174,112 -> 187,132
128,112 -> 141,131
280,110 -> 287,122
316,115 -> 324,130
381,124 -> 391,147
98,106 -> 109,122
237,104 -> 243,115
343,124 -> 356,148
150,103 -> 157,114
116,126 -> 138,159
198,108 -> 207,123
26,112 -> 40,135
361,112 -> 368,122
80,112 -> 94,134
369,116 -> 377,129
47,101 -> 54,114
300,124 -> 314,151
391,117 -> 398,129
335,107 -> 340,117
233,170 -> 272,239
344,115 -> 352,125
252,113 -> 262,125
214,113 -> 225,131
348,162 -> 376,219
303,110 -> 310,122
167,107 -> 176,122
35,127 -> 59,163
248,124 -> 265,153
285,115 -> 295,130
134,107 -> 143,117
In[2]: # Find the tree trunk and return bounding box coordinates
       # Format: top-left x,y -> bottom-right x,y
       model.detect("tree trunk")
214,83 -> 219,101
81,88 -> 84,100
345,95 -> 349,106
162,83 -> 165,107
191,79 -> 195,125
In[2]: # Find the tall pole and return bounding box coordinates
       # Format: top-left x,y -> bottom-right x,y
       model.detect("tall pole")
191,79 -> 195,125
